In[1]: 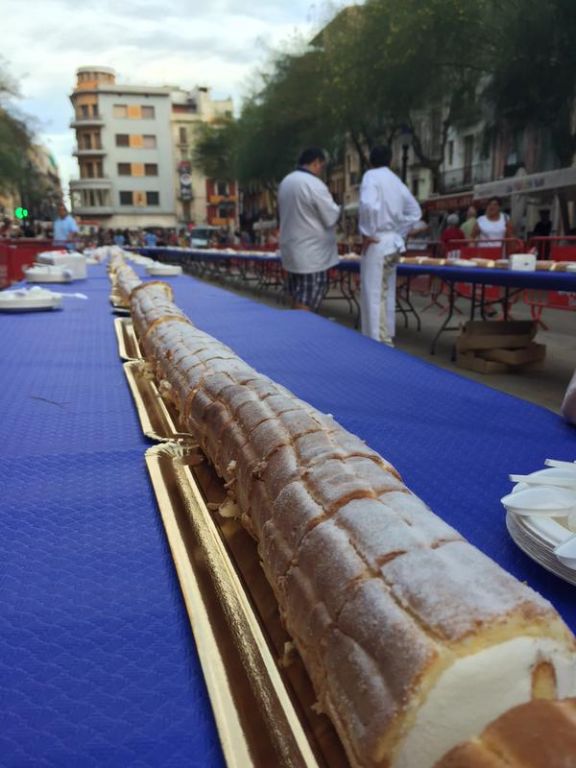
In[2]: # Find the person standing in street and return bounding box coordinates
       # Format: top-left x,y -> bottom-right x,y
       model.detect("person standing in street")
472,196 -> 514,250
359,145 -> 422,346
53,203 -> 79,250
460,205 -> 478,241
278,147 -> 340,311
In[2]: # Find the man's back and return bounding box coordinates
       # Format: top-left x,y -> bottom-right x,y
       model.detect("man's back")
278,170 -> 340,274
359,167 -> 421,238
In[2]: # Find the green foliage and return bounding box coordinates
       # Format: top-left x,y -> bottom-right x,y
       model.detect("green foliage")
0,61 -> 37,196
192,118 -> 238,181
487,0 -> 576,163
0,108 -> 32,192
195,0 -> 576,187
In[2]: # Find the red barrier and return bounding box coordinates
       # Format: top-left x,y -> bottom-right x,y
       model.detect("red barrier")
0,239 -> 55,287
0,241 -> 9,288
443,238 -> 525,310
522,238 -> 576,323
527,236 -> 576,262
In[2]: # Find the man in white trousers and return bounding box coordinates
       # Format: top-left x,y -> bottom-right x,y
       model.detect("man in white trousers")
359,145 -> 422,346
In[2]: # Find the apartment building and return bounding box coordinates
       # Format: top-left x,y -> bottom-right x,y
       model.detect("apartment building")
70,66 -> 176,229
171,86 -> 237,227
70,68 -> 238,231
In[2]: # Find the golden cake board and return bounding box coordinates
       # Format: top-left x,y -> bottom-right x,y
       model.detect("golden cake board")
123,349 -> 350,767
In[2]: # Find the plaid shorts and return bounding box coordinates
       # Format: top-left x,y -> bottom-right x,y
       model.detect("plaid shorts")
286,270 -> 329,311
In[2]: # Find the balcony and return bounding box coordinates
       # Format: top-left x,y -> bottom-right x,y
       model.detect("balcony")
73,145 -> 106,157
440,161 -> 492,193
70,177 -> 112,190
72,205 -> 114,215
70,116 -> 104,128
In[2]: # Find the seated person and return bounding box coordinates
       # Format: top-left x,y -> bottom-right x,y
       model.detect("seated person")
440,213 -> 466,257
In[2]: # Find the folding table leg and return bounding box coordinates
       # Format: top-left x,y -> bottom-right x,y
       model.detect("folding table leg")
430,280 -> 460,355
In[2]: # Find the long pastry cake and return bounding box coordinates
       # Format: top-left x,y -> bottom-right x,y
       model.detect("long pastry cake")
129,281 -> 576,768
435,697 -> 576,767
113,262 -> 141,304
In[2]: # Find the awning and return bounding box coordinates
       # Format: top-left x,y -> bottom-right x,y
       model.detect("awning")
422,192 -> 475,211
474,166 -> 576,199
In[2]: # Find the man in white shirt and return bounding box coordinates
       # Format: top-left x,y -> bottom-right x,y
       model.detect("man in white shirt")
359,145 -> 422,346
53,204 -> 79,250
278,148 -> 341,311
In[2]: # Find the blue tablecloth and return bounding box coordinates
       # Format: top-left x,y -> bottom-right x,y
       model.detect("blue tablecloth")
0,269 -> 224,767
1,264 -> 575,766
143,247 -> 576,292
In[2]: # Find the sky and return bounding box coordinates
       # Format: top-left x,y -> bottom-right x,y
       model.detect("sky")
2,0 -> 337,192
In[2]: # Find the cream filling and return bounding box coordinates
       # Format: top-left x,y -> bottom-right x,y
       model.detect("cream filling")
392,637 -> 576,768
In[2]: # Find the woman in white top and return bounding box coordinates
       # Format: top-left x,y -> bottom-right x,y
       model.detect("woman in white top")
472,197 -> 514,251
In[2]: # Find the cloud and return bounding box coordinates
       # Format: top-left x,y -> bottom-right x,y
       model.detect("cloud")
2,0 -> 327,188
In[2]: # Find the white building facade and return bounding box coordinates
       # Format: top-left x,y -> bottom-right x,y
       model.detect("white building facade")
170,86 -> 234,226
70,67 -> 237,231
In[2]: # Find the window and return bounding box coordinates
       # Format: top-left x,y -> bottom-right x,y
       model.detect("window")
113,104 -> 128,118
447,140 -> 454,166
146,191 -> 160,205
218,204 -> 230,219
116,134 -> 129,147
179,127 -> 187,144
143,135 -> 157,149
217,181 -> 228,196
118,163 -> 131,176
144,163 -> 158,176
141,106 -> 155,119
412,178 -> 420,198
119,191 -> 133,205
80,105 -> 89,119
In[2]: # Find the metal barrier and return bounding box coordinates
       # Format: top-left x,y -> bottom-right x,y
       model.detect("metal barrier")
524,237 -> 576,325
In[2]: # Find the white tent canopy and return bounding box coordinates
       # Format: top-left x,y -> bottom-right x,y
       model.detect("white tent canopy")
474,166 -> 576,200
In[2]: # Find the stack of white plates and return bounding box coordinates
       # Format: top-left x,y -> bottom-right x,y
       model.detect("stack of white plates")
25,265 -> 73,283
506,512 -> 576,585
501,460 -> 576,585
0,287 -> 62,312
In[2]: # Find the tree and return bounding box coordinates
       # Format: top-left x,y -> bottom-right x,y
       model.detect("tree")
351,0 -> 490,189
193,118 -> 238,181
487,0 -> 576,166
0,64 -> 36,195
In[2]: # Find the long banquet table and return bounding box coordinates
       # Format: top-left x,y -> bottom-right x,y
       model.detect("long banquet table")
142,247 -> 576,350
1,262 -> 575,766
141,246 -> 576,293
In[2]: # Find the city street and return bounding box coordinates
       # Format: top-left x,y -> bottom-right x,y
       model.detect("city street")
3,0 -> 576,765
201,272 -> 576,414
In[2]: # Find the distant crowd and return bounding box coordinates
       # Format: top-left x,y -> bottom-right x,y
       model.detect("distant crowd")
0,217 -> 261,250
